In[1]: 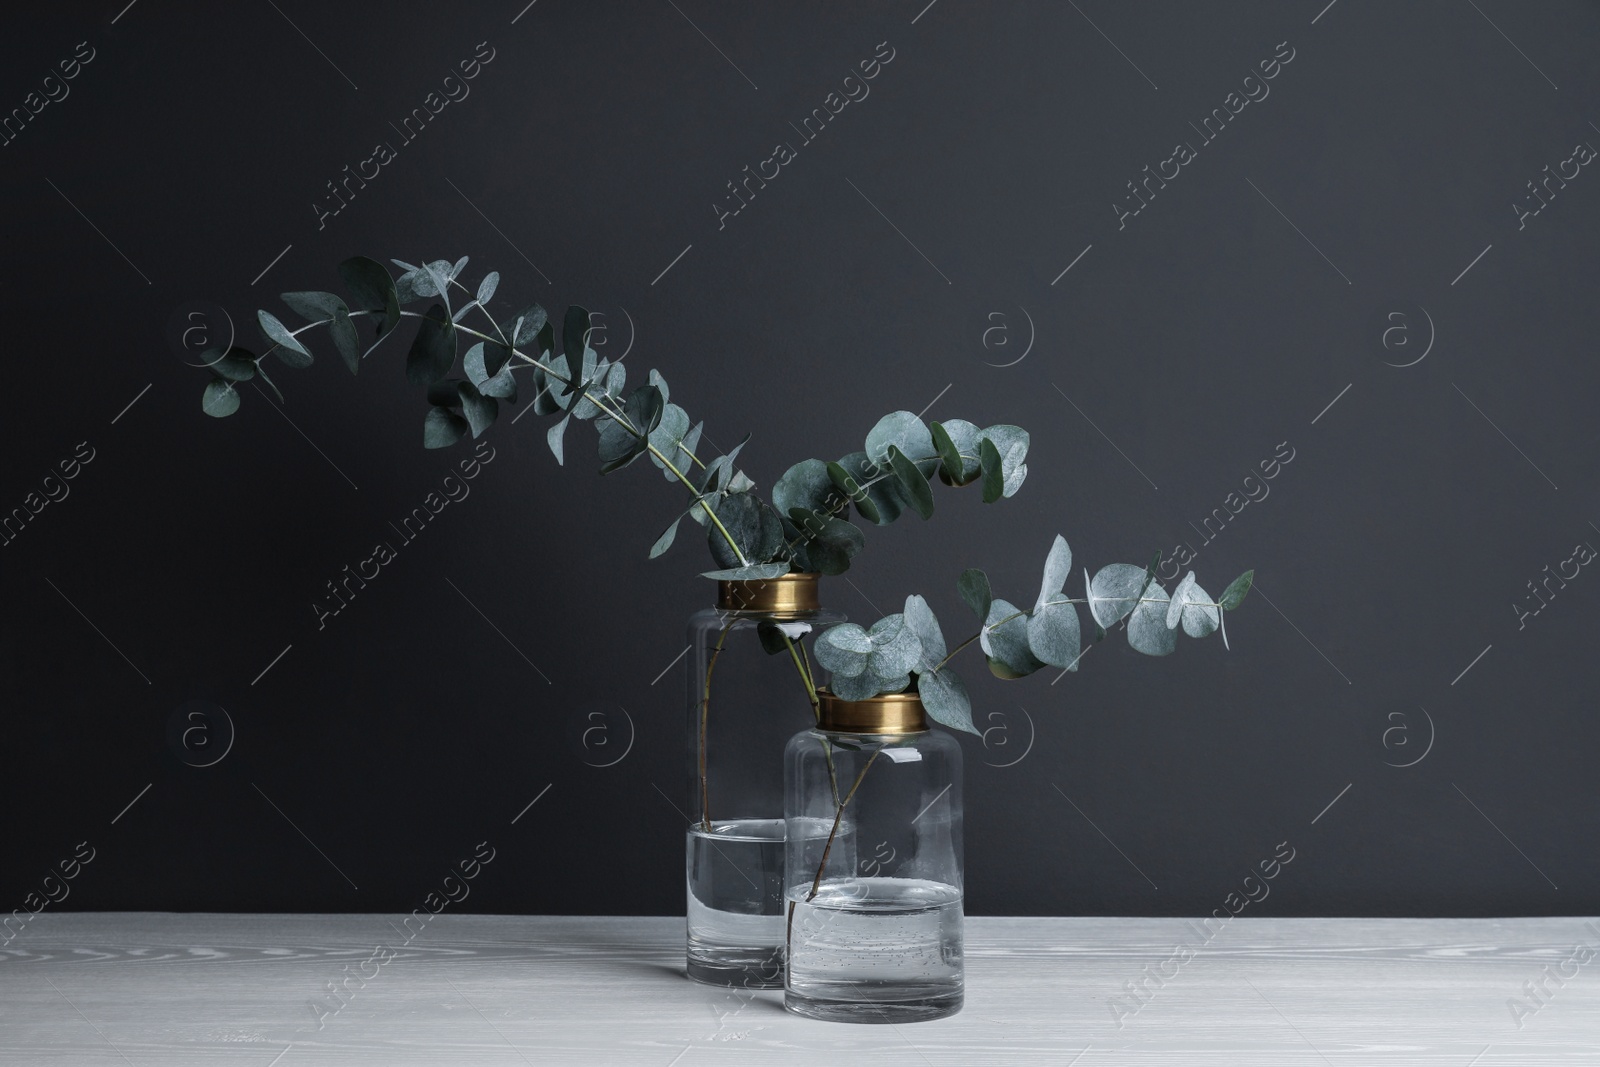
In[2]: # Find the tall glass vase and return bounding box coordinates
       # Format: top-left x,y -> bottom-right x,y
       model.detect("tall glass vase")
784,689 -> 965,1022
684,573 -> 843,987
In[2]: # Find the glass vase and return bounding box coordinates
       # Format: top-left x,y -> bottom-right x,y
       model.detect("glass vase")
784,689 -> 965,1022
684,573 -> 843,988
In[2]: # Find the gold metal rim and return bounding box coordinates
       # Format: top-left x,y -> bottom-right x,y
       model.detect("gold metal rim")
715,572 -> 820,617
817,688 -> 928,735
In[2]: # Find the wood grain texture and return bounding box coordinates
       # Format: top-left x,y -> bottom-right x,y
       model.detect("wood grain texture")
3,914 -> 1599,1064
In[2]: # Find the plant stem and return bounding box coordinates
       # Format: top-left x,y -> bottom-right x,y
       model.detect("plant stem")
697,620 -> 735,833
807,749 -> 878,902
781,634 -> 840,808
787,747 -> 879,954
270,309 -> 752,568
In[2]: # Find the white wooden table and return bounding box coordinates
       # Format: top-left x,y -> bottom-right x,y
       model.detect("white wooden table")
3,914 -> 1596,1064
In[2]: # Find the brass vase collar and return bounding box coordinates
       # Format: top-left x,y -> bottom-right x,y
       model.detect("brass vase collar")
817,689 -> 928,735
715,572 -> 820,617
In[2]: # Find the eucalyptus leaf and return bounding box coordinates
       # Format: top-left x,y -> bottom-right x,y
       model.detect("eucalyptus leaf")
865,411 -> 936,476
338,255 -> 401,336
1127,583 -> 1177,656
935,418 -> 983,483
825,459 -> 881,525
774,459 -> 834,517
499,304 -> 548,347
982,598 -> 1042,676
888,446 -> 935,520
1027,600 -> 1081,669
476,271 -> 499,305
280,290 -> 346,324
902,594 -> 947,667
979,437 -> 1004,503
406,304 -> 456,385
1088,564 -> 1147,628
930,421 -> 964,485
257,310 -> 312,368
957,568 -> 993,622
329,308 -> 359,374
649,515 -> 681,559
1036,535 -> 1073,610
546,413 -> 570,465
458,381 -> 497,438
1001,442 -> 1029,497
201,379 -> 239,417
1167,571 -> 1220,638
918,667 -> 976,734
648,403 -> 691,474
865,614 -> 922,677
786,508 -> 864,575
835,450 -> 904,525
423,405 -> 467,448
706,491 -> 783,568
816,624 -> 873,677
1221,570 -> 1255,610
208,347 -> 257,382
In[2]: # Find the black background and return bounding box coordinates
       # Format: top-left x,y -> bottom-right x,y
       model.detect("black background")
3,0 -> 1597,918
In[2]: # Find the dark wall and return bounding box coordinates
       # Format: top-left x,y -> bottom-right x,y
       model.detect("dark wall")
3,0 -> 1597,919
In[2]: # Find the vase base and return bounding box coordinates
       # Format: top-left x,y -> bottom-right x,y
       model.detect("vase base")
685,951 -> 785,989
783,990 -> 963,1023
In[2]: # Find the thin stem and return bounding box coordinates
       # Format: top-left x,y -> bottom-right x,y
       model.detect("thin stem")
270,308 -> 749,567
781,634 -> 839,808
787,746 -> 880,956
807,750 -> 879,901
697,620 -> 736,832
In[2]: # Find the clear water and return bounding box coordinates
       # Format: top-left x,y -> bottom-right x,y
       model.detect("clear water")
686,819 -> 788,987
785,876 -> 964,1022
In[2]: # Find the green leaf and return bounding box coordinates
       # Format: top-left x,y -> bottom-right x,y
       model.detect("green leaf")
1001,442 -> 1029,497
406,304 -> 456,385
597,385 -> 665,473
981,598 -> 1042,676
700,562 -> 791,581
208,347 -> 257,382
865,614 -> 923,677
786,508 -> 865,575
816,623 -> 873,677
563,305 -> 591,365
647,403 -> 692,473
476,271 -> 499,305
338,256 -> 401,336
1087,564 -> 1147,628
1127,583 -> 1176,656
930,421 -> 965,485
918,667 -> 976,734
981,425 -> 1030,498
423,406 -> 467,448
935,418 -> 983,484
650,515 -> 682,559
706,492 -> 783,568
825,459 -> 882,525
774,459 -> 835,517
957,568 -> 992,622
546,413 -> 570,465
257,310 -> 312,368
865,411 -> 936,475
201,379 -> 239,417
499,304 -> 548,347
1036,535 -> 1073,611
902,594 -> 947,667
832,664 -> 909,700
329,307 -> 359,374
979,437 -> 1004,503
458,381 -> 497,438
1167,571 -> 1220,638
1027,600 -> 1081,669
887,445 -> 935,520
1221,570 -> 1255,610
280,291 -> 346,324
835,450 -> 904,525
